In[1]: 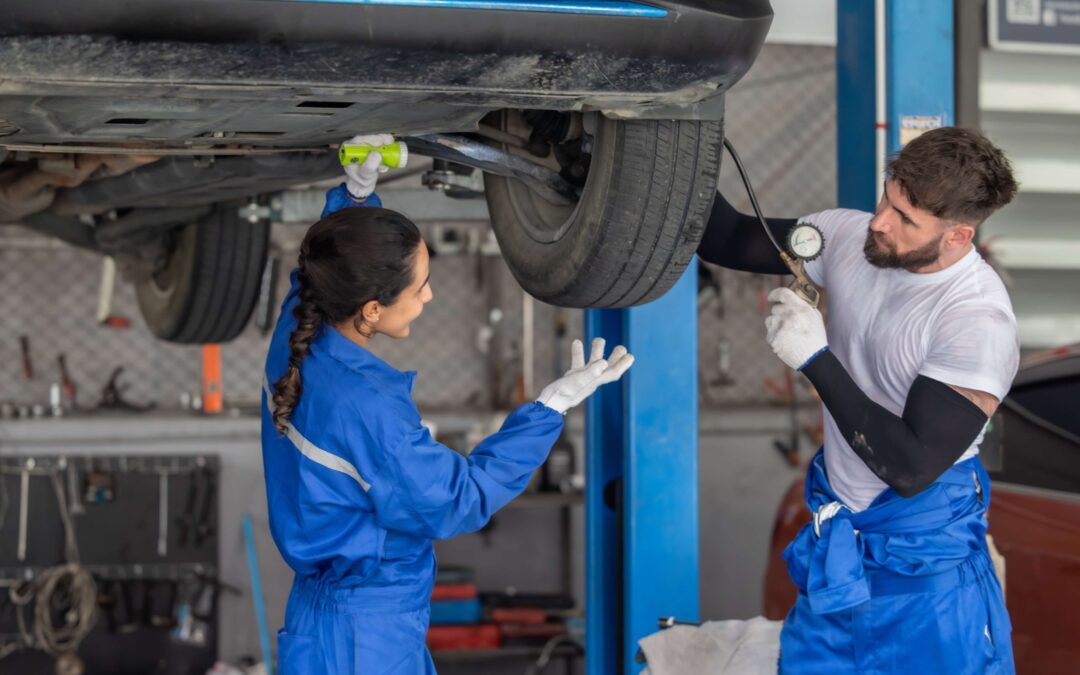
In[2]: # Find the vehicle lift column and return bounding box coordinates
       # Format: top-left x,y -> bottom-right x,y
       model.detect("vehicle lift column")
838,0 -> 955,211
585,262 -> 699,674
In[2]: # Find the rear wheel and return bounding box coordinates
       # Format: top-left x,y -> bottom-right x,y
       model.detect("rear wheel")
135,206 -> 268,343
483,109 -> 724,307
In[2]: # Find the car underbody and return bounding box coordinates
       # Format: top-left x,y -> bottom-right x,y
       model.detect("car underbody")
0,0 -> 772,341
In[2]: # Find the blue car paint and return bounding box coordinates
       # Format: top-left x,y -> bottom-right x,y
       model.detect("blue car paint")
276,0 -> 667,19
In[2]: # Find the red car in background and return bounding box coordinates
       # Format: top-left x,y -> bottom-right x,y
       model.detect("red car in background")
764,344 -> 1080,673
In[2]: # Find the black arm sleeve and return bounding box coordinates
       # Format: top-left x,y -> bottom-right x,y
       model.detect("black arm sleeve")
696,190 -> 795,275
801,350 -> 990,498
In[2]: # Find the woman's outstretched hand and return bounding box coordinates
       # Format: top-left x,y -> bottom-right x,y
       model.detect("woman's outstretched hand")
536,338 -> 634,414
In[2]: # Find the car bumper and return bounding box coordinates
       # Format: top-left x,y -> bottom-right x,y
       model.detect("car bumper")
0,0 -> 771,146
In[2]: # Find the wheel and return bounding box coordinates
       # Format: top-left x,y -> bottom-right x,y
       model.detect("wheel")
135,206 -> 269,343
483,110 -> 724,307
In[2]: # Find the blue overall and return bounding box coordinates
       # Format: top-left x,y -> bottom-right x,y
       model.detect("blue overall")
321,183 -> 382,216
780,451 -> 1014,674
262,185 -> 564,674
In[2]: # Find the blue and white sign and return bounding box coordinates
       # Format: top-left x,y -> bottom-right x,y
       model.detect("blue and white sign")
990,0 -> 1080,54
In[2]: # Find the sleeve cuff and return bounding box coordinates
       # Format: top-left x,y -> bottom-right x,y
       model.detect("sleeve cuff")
798,345 -> 830,371
530,400 -> 565,417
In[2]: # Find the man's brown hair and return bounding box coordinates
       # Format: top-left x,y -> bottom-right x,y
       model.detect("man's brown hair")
887,126 -> 1018,226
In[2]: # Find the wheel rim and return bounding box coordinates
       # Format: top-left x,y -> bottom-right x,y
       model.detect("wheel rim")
498,110 -> 587,244
146,226 -> 190,300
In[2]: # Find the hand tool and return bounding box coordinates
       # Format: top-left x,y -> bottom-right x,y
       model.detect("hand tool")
17,459 -> 32,561
194,467 -> 216,547
157,470 -> 169,557
149,580 -> 179,629
658,615 -> 701,629
19,335 -> 33,380
67,461 -> 85,515
177,471 -> 198,548
57,354 -> 76,407
96,366 -> 155,412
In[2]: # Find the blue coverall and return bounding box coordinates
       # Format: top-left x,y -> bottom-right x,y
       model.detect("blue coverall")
780,450 -> 1014,674
262,184 -> 564,674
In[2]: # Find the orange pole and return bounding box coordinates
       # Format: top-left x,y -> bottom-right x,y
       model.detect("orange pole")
202,344 -> 223,414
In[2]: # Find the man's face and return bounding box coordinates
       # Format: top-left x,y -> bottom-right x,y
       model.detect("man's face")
865,179 -> 948,271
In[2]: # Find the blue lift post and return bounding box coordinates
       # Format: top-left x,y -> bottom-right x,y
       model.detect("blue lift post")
837,0 -> 955,209
585,260 -> 700,674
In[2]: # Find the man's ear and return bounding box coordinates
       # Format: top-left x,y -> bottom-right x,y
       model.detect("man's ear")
361,300 -> 381,323
947,223 -> 976,248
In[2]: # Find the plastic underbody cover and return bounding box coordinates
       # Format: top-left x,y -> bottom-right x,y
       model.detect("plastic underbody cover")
0,0 -> 772,147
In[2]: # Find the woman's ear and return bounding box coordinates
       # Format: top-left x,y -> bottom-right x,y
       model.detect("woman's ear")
361,299 -> 381,323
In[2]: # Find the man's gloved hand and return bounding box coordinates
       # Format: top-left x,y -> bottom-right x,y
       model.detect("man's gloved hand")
537,338 -> 634,414
342,134 -> 402,200
765,287 -> 829,370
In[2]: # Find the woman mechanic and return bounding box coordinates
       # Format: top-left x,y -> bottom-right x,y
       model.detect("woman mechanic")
262,134 -> 634,674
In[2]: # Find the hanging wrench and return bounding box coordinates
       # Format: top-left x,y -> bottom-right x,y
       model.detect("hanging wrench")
17,459 -> 34,562
67,461 -> 85,516
157,470 -> 169,557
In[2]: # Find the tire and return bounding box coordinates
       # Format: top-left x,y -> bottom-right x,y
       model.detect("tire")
484,111 -> 723,307
135,206 -> 269,343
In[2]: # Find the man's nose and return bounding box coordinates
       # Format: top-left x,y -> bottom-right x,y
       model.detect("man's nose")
869,212 -> 889,234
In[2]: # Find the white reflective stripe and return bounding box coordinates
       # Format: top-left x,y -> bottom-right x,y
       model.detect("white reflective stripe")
262,376 -> 371,492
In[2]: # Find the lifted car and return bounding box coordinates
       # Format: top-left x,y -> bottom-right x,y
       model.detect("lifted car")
0,0 -> 772,342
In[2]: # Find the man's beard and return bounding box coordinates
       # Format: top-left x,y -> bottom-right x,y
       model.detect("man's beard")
863,229 -> 943,271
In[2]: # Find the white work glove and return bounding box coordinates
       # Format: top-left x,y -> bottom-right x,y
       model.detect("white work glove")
537,338 -> 635,414
342,133 -> 402,199
764,287 -> 829,370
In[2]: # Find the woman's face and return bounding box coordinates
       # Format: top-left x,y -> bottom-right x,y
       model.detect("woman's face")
373,241 -> 433,339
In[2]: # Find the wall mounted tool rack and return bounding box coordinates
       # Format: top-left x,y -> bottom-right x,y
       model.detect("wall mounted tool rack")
0,454 -> 221,675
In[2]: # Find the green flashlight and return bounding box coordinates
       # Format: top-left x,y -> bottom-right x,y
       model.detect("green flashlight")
338,141 -> 408,169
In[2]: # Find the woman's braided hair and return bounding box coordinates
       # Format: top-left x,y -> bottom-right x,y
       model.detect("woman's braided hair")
272,207 -> 421,434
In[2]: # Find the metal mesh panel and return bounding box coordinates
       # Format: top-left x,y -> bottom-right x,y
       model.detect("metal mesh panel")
0,231 -> 202,410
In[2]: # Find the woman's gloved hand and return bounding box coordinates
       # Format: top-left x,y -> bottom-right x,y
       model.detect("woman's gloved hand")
342,133 -> 401,199
764,287 -> 829,370
536,338 -> 634,414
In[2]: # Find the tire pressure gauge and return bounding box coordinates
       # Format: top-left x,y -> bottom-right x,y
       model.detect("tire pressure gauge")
720,136 -> 825,308
779,221 -> 825,308
787,222 -> 824,261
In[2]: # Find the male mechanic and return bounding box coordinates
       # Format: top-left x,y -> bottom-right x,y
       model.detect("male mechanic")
698,126 -> 1019,674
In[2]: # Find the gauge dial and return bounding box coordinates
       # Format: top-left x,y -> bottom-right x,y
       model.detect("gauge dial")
787,222 -> 824,261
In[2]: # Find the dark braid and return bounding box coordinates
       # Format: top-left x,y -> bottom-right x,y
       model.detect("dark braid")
272,271 -> 322,435
271,207 -> 421,435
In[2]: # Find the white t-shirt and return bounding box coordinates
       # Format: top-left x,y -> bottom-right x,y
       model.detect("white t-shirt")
802,208 -> 1020,511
